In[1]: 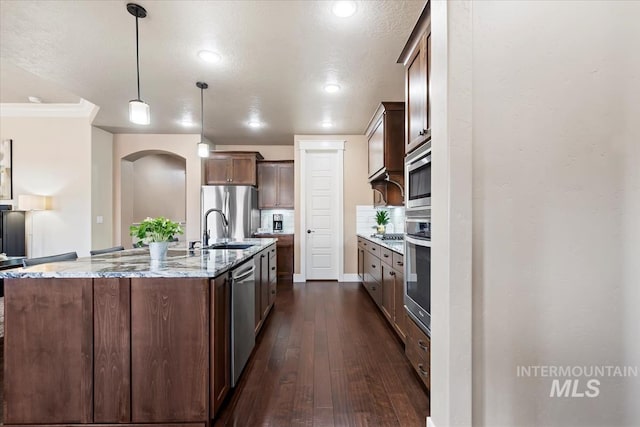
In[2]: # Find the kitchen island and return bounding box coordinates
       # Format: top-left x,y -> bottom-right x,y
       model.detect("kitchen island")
0,238 -> 276,427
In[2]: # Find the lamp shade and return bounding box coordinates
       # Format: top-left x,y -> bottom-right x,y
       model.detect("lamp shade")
129,100 -> 150,125
197,142 -> 210,158
18,194 -> 52,211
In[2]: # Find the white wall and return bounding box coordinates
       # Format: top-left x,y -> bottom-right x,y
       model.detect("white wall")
431,2 -> 640,426
131,153 -> 186,223
113,134 -> 201,246
91,126 -> 113,251
0,114 -> 96,257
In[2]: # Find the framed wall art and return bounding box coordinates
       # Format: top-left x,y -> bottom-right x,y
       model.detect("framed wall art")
0,139 -> 13,200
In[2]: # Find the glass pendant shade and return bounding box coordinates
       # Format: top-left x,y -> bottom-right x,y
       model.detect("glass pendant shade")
129,100 -> 150,125
197,142 -> 210,158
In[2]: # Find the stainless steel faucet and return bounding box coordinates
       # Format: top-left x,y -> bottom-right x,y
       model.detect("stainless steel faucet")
203,208 -> 229,247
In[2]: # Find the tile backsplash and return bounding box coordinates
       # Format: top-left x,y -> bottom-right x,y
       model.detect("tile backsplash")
259,209 -> 295,234
356,205 -> 405,235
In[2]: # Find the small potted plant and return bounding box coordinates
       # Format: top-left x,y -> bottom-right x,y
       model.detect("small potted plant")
130,217 -> 183,260
375,210 -> 390,234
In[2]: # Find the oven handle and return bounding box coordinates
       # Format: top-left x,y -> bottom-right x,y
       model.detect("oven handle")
407,154 -> 431,173
405,235 -> 432,248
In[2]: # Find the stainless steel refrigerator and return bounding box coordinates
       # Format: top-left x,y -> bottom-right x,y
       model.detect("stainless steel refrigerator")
201,185 -> 260,241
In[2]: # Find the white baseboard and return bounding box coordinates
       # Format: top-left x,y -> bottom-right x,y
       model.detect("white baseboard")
293,273 -> 305,283
341,273 -> 361,282
427,417 -> 435,427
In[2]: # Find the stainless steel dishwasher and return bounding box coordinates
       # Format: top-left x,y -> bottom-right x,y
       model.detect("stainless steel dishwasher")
230,260 -> 256,387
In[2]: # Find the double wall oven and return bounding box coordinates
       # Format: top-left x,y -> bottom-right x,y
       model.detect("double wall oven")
404,141 -> 432,336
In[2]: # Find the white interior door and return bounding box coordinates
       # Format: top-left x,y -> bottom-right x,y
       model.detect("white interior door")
304,151 -> 339,280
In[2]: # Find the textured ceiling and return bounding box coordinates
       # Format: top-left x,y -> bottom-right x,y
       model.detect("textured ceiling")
0,0 -> 424,145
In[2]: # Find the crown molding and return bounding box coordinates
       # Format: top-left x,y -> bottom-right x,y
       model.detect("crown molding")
0,98 -> 99,118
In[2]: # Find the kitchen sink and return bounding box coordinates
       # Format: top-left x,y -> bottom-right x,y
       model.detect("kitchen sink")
206,243 -> 254,250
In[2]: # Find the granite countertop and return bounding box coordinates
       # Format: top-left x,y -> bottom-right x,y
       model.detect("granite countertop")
357,233 -> 405,255
0,238 -> 277,279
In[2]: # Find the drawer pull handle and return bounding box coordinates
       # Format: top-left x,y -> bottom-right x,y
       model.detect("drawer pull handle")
418,364 -> 428,377
389,271 -> 396,276
271,267 -> 276,270
397,261 -> 403,266
371,265 -> 376,268
418,340 -> 429,352
383,254 -> 389,258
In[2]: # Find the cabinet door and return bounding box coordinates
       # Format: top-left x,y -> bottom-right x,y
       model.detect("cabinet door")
131,278 -> 208,422
4,278 -> 93,424
205,157 -> 231,184
258,163 -> 278,208
381,263 -> 394,322
368,118 -> 384,178
406,36 -> 428,153
94,278 -> 131,423
211,274 -> 231,417
276,235 -> 294,280
276,163 -> 295,208
394,267 -> 407,342
261,250 -> 270,318
254,252 -> 265,333
229,156 -> 256,185
357,248 -> 365,281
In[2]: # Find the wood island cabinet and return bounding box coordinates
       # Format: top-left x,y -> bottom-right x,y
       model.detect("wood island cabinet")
254,244 -> 278,336
211,274 -> 231,417
3,273 -> 236,425
398,4 -> 431,155
257,161 -> 294,208
204,151 -> 264,185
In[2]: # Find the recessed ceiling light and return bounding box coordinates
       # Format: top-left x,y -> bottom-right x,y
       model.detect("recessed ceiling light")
180,118 -> 195,127
28,96 -> 42,103
198,50 -> 222,63
248,120 -> 262,129
321,121 -> 333,128
324,83 -> 341,93
332,1 -> 357,18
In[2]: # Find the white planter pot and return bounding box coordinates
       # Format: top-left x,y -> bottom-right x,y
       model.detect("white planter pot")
149,241 -> 170,260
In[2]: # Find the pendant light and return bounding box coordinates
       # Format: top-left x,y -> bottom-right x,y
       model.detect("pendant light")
127,3 -> 150,125
196,82 -> 210,158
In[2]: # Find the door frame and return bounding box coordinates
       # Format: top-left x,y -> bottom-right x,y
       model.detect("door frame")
298,140 -> 345,282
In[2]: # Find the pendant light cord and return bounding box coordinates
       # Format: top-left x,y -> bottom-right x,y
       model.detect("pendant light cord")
201,86 -> 204,141
135,14 -> 141,100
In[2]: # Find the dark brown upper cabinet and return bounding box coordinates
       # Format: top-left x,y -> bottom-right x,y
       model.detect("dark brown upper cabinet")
398,3 -> 431,155
257,160 -> 294,209
204,151 -> 264,186
365,102 -> 405,206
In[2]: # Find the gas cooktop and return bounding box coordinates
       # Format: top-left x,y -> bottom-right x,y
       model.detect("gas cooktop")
370,233 -> 404,241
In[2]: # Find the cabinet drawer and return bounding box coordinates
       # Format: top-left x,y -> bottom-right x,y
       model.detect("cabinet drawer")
405,316 -> 430,390
364,252 -> 381,284
357,237 -> 365,250
392,252 -> 404,269
366,241 -> 381,257
380,246 -> 393,263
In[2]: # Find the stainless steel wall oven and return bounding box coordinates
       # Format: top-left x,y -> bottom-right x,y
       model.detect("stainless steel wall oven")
404,214 -> 431,335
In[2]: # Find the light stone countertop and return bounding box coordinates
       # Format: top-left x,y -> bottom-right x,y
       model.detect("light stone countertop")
0,238 -> 277,279
357,233 -> 405,255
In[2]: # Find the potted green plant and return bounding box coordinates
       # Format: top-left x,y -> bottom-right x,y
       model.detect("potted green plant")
375,210 -> 390,234
130,217 -> 183,260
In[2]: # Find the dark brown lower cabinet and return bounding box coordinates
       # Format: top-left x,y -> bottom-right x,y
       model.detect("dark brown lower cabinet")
211,274 -> 231,417
4,278 -> 93,425
406,314 -> 431,391
131,278 -> 209,422
94,278 -> 131,423
255,244 -> 278,336
393,268 -> 407,342
3,424 -> 206,427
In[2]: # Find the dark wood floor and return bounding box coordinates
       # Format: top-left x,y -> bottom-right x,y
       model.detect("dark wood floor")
215,282 -> 429,427
0,282 -> 429,426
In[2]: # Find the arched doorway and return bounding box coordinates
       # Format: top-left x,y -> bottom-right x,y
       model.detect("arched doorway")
120,150 -> 186,247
